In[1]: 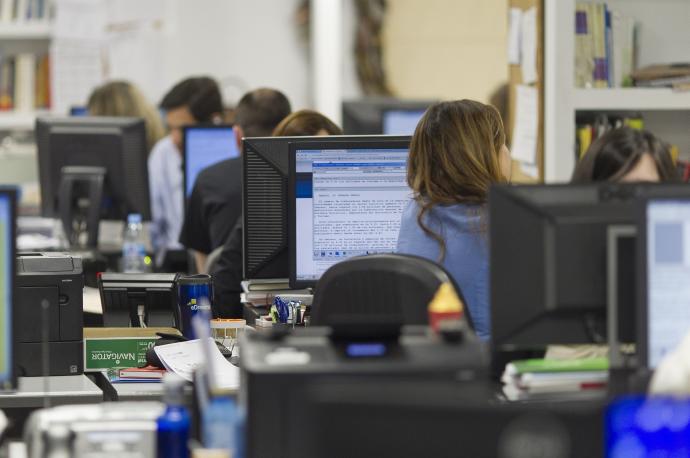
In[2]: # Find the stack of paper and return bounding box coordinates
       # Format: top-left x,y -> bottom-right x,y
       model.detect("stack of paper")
502,357 -> 608,401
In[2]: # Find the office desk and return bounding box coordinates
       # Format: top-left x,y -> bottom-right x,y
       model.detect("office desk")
0,375 -> 104,439
0,376 -> 103,409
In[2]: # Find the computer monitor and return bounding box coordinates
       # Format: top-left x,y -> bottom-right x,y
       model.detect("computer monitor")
288,138 -> 411,289
98,273 -> 179,328
490,183 -> 690,350
382,109 -> 426,135
69,106 -> 88,116
183,125 -> 239,197
0,188 -> 16,390
36,116 -> 150,248
638,198 -> 690,370
342,98 -> 434,135
243,135 -> 410,281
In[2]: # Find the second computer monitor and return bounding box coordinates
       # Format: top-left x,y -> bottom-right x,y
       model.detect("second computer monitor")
183,125 -> 239,197
638,198 -> 690,370
288,138 -> 411,289
0,188 -> 16,390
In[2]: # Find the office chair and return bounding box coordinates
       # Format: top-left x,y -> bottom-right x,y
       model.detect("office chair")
310,253 -> 474,331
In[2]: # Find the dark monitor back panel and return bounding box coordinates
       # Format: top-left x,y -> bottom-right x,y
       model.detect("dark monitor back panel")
341,98 -> 436,135
35,116 -> 150,221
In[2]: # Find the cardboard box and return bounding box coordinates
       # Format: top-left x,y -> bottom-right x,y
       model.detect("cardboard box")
83,327 -> 181,372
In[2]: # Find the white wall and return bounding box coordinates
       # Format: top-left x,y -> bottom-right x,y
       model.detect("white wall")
107,0 -> 311,109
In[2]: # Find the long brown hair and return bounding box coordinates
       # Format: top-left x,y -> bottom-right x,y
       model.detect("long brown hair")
571,127 -> 678,183
88,81 -> 166,152
407,99 -> 507,260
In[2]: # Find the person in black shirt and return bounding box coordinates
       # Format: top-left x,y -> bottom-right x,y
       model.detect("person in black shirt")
179,88 -> 292,273
211,109 -> 343,317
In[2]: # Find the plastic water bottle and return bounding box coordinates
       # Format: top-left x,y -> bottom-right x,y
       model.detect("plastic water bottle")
157,373 -> 191,458
122,213 -> 147,273
202,393 -> 238,454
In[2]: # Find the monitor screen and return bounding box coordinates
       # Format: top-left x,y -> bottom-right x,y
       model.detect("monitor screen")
0,191 -> 13,388
382,110 -> 425,135
645,200 -> 690,369
292,145 -> 410,285
184,126 -> 239,196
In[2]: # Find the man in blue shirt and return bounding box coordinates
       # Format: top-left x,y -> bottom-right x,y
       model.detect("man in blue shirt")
148,77 -> 223,267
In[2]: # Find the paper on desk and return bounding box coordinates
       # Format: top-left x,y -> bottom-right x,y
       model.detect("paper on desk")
508,8 -> 522,65
154,338 -> 239,390
520,7 -> 537,84
511,85 -> 539,165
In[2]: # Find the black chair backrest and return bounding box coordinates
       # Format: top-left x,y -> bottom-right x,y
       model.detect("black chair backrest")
311,254 -> 473,331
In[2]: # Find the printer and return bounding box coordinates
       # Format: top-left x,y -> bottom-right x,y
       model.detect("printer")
16,252 -> 84,376
241,325 -> 489,458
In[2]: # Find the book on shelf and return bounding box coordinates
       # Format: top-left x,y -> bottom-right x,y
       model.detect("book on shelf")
575,113 -> 644,159
0,52 -> 50,111
632,64 -> 690,90
0,0 -> 51,22
575,2 -> 636,89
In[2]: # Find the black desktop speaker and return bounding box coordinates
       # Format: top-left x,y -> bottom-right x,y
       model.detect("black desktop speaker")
242,138 -> 291,280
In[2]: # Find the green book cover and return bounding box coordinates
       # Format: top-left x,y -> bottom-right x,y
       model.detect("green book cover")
507,357 -> 609,375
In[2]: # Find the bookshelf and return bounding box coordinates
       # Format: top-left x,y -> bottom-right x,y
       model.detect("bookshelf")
0,21 -> 53,132
544,0 -> 690,182
0,22 -> 51,39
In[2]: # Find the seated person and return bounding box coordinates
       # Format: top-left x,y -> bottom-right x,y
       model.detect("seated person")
148,77 -> 224,267
179,88 -> 292,274
549,127 -> 678,360
87,80 -> 166,152
210,110 -> 343,317
396,100 -> 512,340
571,126 -> 678,183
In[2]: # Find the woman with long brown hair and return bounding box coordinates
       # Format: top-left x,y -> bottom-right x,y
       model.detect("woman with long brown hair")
397,99 -> 511,340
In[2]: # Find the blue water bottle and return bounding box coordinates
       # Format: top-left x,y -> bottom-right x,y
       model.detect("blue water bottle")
177,274 -> 213,339
157,373 -> 190,458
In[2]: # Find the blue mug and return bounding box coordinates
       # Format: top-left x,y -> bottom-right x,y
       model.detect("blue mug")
177,274 -> 213,339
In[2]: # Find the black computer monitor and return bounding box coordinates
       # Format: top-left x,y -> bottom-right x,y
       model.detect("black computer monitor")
288,137 -> 411,289
183,125 -> 239,198
637,198 -> 690,370
36,116 -> 150,248
0,188 -> 16,390
243,135 -> 410,281
342,98 -> 434,135
490,183 -> 690,350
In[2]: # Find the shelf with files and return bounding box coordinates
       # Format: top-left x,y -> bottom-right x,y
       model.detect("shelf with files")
0,110 -> 49,130
0,22 -> 52,39
573,88 -> 690,111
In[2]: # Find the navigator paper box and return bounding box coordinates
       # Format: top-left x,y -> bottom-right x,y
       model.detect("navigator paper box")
83,327 -> 181,372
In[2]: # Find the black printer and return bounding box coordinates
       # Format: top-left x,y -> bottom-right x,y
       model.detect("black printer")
16,253 -> 84,376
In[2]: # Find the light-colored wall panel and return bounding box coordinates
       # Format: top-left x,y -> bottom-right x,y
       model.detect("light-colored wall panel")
383,0 -> 508,102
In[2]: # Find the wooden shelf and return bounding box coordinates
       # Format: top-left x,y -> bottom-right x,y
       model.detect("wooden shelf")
0,22 -> 52,39
0,111 -> 50,130
573,88 -> 690,111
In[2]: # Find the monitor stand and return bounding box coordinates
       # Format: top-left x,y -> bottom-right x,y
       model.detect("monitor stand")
58,166 -> 105,249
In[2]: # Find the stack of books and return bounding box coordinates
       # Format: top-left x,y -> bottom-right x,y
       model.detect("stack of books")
502,357 -> 608,401
632,64 -> 690,91
113,366 -> 166,383
575,2 -> 636,88
0,53 -> 51,111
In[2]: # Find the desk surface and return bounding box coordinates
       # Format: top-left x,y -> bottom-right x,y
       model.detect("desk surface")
0,375 -> 103,408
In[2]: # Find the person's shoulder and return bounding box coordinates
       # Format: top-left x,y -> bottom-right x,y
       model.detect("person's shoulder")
148,136 -> 176,163
198,157 -> 241,180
